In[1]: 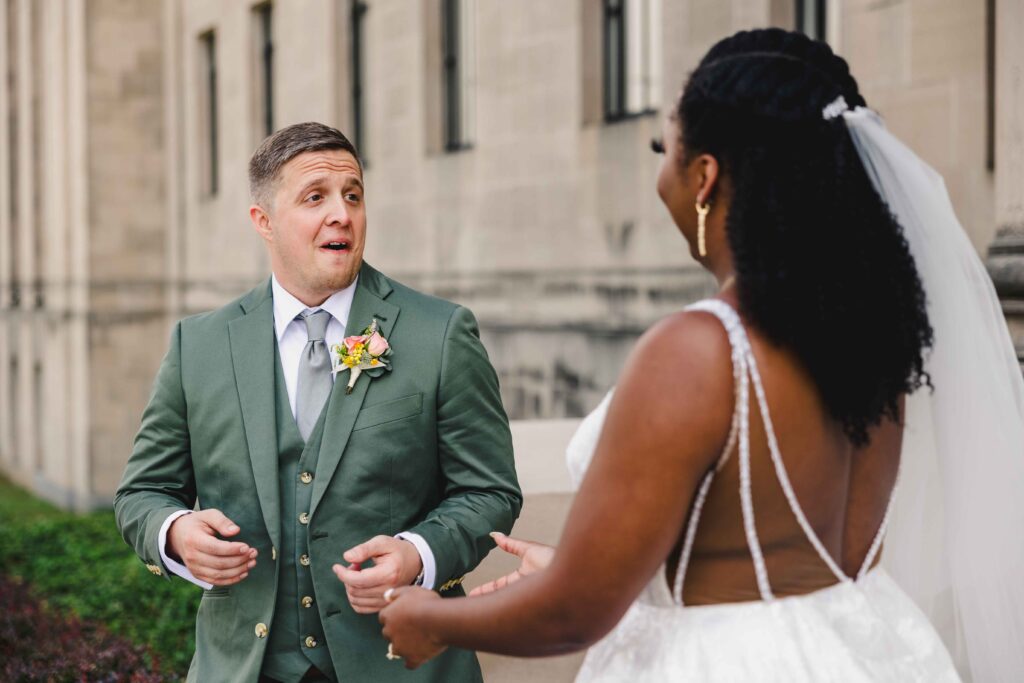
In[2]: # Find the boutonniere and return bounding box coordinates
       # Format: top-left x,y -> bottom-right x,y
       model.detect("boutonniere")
331,319 -> 393,394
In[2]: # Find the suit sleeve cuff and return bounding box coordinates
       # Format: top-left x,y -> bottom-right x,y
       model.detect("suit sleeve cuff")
395,531 -> 436,590
159,510 -> 214,590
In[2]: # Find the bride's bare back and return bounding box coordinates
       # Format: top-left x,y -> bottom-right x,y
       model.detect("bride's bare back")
673,293 -> 902,605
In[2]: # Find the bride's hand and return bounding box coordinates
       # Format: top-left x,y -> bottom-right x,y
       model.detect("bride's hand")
469,532 -> 555,596
379,587 -> 446,669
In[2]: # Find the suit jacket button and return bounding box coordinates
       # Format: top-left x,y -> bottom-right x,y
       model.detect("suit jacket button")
302,596 -> 314,608
305,636 -> 318,648
299,512 -> 310,525
299,554 -> 310,566
300,472 -> 313,484
255,623 -> 268,639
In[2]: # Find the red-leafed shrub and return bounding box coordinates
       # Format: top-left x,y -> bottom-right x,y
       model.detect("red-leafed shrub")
0,575 -> 166,682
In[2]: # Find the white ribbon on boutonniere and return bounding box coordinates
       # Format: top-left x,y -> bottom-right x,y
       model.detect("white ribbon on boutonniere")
331,319 -> 393,394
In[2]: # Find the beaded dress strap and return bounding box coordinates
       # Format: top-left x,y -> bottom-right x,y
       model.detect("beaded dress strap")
748,323 -> 900,582
673,299 -> 884,607
673,300 -> 773,603
856,471 -> 899,580
672,400 -> 739,605
742,333 -> 851,585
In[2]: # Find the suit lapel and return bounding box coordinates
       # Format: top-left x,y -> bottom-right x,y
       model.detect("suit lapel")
310,264 -> 400,519
228,280 -> 281,549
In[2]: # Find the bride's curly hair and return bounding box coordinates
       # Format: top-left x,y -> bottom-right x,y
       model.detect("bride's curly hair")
679,28 -> 933,446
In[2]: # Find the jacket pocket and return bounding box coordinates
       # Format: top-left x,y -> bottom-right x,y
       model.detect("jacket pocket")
352,393 -> 423,431
203,585 -> 231,598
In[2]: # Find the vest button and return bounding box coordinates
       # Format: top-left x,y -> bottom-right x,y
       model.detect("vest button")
305,636 -> 318,649
302,596 -> 314,608
254,623 -> 268,639
300,472 -> 313,484
271,547 -> 277,561
299,512 -> 310,525
299,554 -> 310,566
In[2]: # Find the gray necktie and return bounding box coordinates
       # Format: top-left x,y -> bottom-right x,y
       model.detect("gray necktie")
296,309 -> 333,441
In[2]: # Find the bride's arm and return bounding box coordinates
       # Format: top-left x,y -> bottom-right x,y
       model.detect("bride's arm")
380,310 -> 736,665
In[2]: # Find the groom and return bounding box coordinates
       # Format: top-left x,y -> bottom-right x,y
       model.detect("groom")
115,122 -> 522,682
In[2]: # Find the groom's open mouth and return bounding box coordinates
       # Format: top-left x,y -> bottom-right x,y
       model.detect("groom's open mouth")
320,241 -> 351,252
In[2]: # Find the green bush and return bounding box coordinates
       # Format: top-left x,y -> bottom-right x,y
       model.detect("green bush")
0,475 -> 200,678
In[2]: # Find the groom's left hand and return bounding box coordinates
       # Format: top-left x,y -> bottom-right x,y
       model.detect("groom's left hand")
333,536 -> 423,614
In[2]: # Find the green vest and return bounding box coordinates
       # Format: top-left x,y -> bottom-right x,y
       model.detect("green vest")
262,347 -> 336,682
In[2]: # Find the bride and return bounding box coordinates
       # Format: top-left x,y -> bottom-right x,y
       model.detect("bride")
371,29 -> 1024,682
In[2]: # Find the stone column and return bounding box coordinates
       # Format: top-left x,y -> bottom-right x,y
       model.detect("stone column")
987,0 -> 1024,363
66,0 -> 91,510
14,0 -> 37,478
0,0 -> 12,468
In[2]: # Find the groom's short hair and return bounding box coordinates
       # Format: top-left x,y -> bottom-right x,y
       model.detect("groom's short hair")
249,122 -> 362,207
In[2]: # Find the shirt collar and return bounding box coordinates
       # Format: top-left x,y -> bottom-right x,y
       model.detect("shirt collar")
271,274 -> 359,341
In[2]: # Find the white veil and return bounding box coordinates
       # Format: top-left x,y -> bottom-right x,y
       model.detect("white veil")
840,104 -> 1024,682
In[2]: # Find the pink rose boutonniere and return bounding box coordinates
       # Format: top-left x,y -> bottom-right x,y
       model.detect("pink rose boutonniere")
331,319 -> 393,394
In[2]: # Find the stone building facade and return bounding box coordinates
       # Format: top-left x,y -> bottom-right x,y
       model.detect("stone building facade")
0,0 -> 168,509
0,0 -> 1019,517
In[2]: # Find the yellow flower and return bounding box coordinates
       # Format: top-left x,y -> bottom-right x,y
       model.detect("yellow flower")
370,359 -> 379,366
343,356 -> 357,368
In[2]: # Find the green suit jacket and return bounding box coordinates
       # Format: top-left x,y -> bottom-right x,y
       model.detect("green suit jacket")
115,263 -> 522,681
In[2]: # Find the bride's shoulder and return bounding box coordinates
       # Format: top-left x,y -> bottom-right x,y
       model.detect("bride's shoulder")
638,303 -> 735,364
621,304 -> 735,405
604,303 -> 737,471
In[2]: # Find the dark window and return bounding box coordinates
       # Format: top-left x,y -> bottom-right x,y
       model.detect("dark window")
796,0 -> 826,42
351,0 -> 367,159
255,3 -> 274,137
436,0 -> 474,151
603,0 -> 626,120
200,30 -> 218,195
441,0 -> 462,151
602,0 -> 658,122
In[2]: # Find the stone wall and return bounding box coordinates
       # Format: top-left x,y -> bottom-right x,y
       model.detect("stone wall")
839,0 -> 995,252
1,0 -> 1016,508
85,0 -> 169,500
0,0 -> 94,509
164,0 -> 782,425
986,0 -> 1024,360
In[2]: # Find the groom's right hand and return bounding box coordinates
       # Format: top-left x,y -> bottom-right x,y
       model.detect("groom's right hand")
166,509 -> 258,586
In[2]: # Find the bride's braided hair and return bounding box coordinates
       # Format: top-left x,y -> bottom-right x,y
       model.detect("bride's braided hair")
679,29 -> 933,446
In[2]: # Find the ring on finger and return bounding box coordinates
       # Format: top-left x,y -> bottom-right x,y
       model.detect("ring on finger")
386,642 -> 401,661
384,587 -> 396,602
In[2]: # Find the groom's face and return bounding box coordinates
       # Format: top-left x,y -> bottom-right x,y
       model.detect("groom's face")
256,149 -> 366,305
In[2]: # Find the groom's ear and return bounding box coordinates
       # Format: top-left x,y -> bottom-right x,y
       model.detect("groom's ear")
249,204 -> 273,242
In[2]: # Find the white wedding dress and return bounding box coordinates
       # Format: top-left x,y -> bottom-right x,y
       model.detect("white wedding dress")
565,299 -> 961,682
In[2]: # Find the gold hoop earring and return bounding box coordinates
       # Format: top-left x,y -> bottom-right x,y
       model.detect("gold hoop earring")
696,201 -> 711,257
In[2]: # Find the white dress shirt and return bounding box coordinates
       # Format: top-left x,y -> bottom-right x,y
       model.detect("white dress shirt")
159,275 -> 436,590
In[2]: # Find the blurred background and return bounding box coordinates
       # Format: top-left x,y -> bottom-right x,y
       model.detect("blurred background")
0,0 -> 1021,680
